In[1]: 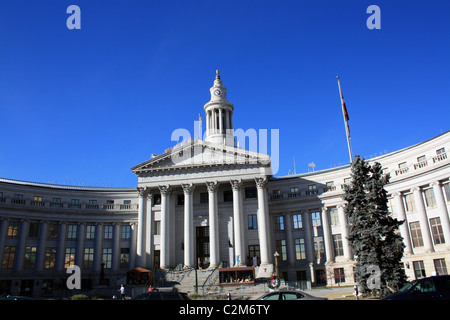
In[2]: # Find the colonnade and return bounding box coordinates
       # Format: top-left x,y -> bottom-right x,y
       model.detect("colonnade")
136,177 -> 272,270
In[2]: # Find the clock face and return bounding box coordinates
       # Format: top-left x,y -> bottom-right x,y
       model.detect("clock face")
214,89 -> 221,96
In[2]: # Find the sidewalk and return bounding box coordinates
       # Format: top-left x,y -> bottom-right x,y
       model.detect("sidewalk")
218,283 -> 355,300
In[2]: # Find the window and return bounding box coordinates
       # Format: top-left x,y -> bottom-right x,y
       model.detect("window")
404,193 -> 416,212
248,245 -> 260,266
223,190 -> 233,202
153,194 -> 161,205
28,222 -> 40,238
154,221 -> 161,235
200,192 -> 208,204
104,200 -> 114,209
24,246 -> 37,268
120,248 -> 130,269
434,259 -> 448,275
307,185 -> 317,195
7,221 -> 20,237
276,240 -> 287,262
2,246 -> 15,269
333,234 -> 344,256
51,198 -> 63,208
444,183 -> 450,202
248,214 -> 258,230
416,155 -> 427,169
177,194 -> 184,205
290,187 -> 299,193
48,223 -> 59,239
32,196 -> 44,206
294,238 -> 306,260
12,194 -> 24,204
314,236 -> 324,260
424,188 -> 436,208
64,248 -> 76,268
67,224 -> 77,239
104,225 -> 113,239
69,199 -> 81,209
44,248 -> 56,269
121,200 -> 131,209
87,200 -> 98,209
275,216 -> 284,231
334,268 -> 345,284
326,181 -> 335,191
245,187 -> 257,199
84,248 -> 94,269
86,225 -> 96,239
311,211 -> 321,227
121,225 -> 131,239
273,189 -> 281,195
436,147 -> 446,155
329,208 -> 339,226
430,217 -> 445,245
410,222 -> 424,248
413,260 -> 426,279
103,248 -> 112,269
292,214 -> 302,229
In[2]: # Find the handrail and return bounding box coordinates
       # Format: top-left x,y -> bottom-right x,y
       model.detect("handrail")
201,262 -> 222,290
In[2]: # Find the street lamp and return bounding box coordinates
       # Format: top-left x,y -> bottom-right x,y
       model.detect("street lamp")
274,251 -> 280,276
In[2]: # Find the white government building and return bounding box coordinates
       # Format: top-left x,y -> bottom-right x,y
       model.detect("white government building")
1,71 -> 449,296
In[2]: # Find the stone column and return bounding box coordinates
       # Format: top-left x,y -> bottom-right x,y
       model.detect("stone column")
231,179 -> 245,266
255,177 -> 271,266
206,181 -> 220,268
337,205 -> 352,260
145,193 -> 154,268
136,187 -> 148,267
129,223 -> 136,269
0,218 -> 9,268
393,192 -> 413,254
206,110 -> 210,136
413,187 -> 434,252
321,207 -> 334,263
182,183 -> 195,268
75,222 -> 84,268
36,221 -> 48,272
432,181 -> 450,245
159,185 -> 171,270
55,221 -> 67,273
112,223 -> 120,272
15,219 -> 28,272
93,223 -> 103,273
284,212 -> 295,267
303,211 -> 315,283
219,109 -> 223,134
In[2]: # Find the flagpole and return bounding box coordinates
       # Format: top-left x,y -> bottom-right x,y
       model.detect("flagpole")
337,76 -> 353,163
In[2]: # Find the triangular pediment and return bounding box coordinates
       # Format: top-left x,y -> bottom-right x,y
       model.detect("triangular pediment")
131,140 -> 270,175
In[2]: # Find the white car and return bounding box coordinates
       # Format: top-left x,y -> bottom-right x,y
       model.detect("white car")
256,290 -> 327,300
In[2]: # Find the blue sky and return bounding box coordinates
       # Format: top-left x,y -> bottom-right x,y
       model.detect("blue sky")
1,0 -> 449,187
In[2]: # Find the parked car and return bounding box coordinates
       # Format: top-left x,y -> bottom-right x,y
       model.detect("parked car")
133,287 -> 190,300
256,290 -> 327,300
382,275 -> 450,300
0,295 -> 34,300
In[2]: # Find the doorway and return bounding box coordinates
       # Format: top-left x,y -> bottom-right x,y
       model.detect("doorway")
196,226 -> 210,268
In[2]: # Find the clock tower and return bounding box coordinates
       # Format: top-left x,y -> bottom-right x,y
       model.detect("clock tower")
204,70 -> 235,146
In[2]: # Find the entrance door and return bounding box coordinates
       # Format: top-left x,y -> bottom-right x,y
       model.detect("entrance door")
196,226 -> 210,268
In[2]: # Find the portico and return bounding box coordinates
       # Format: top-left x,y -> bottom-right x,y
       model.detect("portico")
131,71 -> 274,272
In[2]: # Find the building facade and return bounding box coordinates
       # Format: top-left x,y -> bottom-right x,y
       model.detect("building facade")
1,72 -> 449,296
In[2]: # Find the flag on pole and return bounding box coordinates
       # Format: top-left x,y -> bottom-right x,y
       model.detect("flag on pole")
341,93 -> 350,139
337,76 -> 353,162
